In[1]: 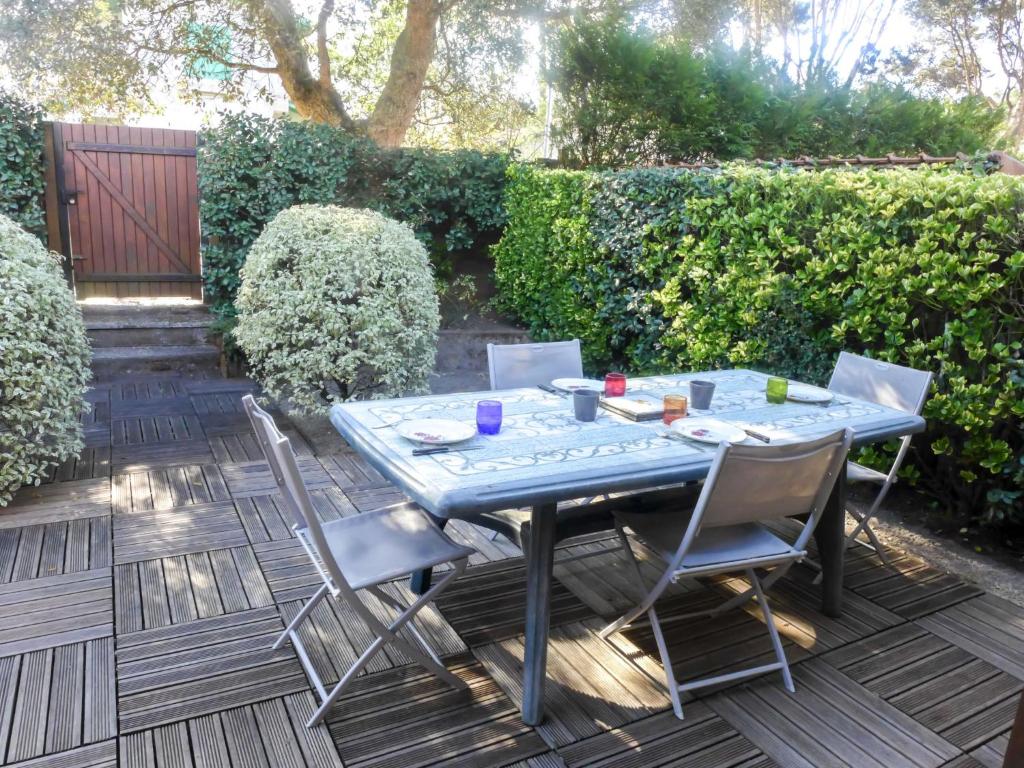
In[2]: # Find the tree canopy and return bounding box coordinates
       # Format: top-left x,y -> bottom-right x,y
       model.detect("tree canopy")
552,16 -> 1006,167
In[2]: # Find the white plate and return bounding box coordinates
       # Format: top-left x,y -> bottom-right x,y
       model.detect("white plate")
551,378 -> 606,393
671,417 -> 747,444
786,384 -> 834,404
395,418 -> 476,446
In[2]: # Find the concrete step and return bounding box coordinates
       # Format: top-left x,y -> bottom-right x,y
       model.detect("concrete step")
90,344 -> 221,380
87,324 -> 212,347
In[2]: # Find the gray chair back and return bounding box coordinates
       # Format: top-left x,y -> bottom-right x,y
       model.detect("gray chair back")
242,395 -> 352,593
828,352 -> 932,415
487,340 -> 583,390
664,429 -> 853,574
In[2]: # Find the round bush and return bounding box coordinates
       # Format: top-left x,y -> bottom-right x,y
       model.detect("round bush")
235,205 -> 440,413
0,213 -> 91,505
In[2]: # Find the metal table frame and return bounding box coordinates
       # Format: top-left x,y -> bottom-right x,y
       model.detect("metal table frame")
329,370 -> 924,725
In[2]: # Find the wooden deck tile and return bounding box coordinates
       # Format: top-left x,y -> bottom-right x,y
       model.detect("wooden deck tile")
114,546 -> 273,633
708,658 -> 961,768
111,439 -> 217,474
220,456 -> 334,499
111,415 -> 205,446
0,569 -> 112,657
474,621 -> 670,749
317,453 -> 389,491
111,380 -> 189,402
111,465 -> 230,514
598,596 -> 812,700
436,559 -> 597,646
3,479 -> 111,528
327,653 -> 550,768
209,432 -> 266,463
822,623 -> 1020,756
845,549 -> 982,620
557,705 -> 775,767
116,606 -> 309,733
917,595 -> 1024,681
344,487 -> 411,513
43,448 -> 112,484
0,638 -> 115,764
969,733 -> 1010,768
112,501 -> 248,564
236,488 -> 355,544
277,579 -> 466,687
182,379 -> 257,396
118,692 -> 342,768
4,740 -> 116,768
504,755 -> 568,768
109,397 -> 196,420
0,517 -> 110,583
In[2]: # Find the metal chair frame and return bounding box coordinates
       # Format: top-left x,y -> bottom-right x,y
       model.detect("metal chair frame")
242,395 -> 470,727
600,429 -> 853,719
827,352 -> 932,565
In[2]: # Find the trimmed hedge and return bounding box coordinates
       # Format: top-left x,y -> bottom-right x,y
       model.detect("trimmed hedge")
235,205 -> 440,413
199,113 -> 508,309
0,91 -> 46,240
493,163 -> 1024,527
0,213 -> 91,506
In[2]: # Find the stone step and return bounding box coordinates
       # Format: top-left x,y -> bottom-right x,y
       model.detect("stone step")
90,344 -> 221,380
87,324 -> 212,347
80,302 -> 215,349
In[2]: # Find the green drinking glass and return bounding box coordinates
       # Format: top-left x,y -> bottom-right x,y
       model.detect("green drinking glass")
766,376 -> 788,404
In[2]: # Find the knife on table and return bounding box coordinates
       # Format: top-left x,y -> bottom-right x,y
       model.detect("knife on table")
412,445 -> 486,456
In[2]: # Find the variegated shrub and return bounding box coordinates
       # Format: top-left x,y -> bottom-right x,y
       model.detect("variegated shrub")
0,213 -> 91,505
235,205 -> 440,413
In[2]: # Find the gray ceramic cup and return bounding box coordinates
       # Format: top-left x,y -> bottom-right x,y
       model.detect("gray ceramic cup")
573,389 -> 600,422
689,380 -> 716,410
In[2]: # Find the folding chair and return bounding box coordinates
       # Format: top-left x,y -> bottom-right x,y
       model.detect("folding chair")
242,395 -> 475,727
487,339 -> 583,390
828,352 -> 932,565
600,428 -> 852,719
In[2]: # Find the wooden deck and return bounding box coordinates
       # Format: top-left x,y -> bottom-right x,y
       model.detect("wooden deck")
0,372 -> 1019,768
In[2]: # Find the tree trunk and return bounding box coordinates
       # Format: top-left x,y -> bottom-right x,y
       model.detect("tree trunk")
366,0 -> 443,147
252,0 -> 356,129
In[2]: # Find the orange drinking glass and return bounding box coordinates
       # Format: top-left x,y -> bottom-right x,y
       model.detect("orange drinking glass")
663,394 -> 688,425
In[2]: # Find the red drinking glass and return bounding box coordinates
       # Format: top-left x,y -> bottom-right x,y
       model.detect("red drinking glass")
604,372 -> 627,397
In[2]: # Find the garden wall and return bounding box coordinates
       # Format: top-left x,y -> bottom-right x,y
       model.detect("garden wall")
493,163 -> 1024,528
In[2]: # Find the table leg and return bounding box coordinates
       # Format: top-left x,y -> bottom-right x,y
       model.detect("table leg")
522,503 -> 557,726
410,514 -> 449,595
815,464 -> 847,618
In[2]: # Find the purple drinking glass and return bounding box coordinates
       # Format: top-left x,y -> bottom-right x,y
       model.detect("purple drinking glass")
476,400 -> 502,435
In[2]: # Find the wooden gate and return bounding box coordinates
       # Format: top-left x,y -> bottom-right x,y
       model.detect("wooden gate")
48,122 -> 202,299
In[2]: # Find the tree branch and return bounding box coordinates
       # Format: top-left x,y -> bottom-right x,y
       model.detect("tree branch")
316,0 -> 334,87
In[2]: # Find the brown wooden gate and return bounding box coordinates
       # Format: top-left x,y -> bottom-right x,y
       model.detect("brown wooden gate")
48,122 -> 202,299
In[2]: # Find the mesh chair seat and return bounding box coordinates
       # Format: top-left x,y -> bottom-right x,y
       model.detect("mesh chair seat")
846,461 -> 888,485
618,510 -> 797,571
301,505 -> 475,591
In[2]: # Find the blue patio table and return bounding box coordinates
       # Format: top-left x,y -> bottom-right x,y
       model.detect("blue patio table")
330,369 -> 924,726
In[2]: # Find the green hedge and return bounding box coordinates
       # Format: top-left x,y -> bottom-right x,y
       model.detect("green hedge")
494,163 -> 1024,527
199,114 -> 509,309
0,91 -> 45,240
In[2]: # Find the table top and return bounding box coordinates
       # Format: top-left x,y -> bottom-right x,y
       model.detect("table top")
329,369 -> 924,519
